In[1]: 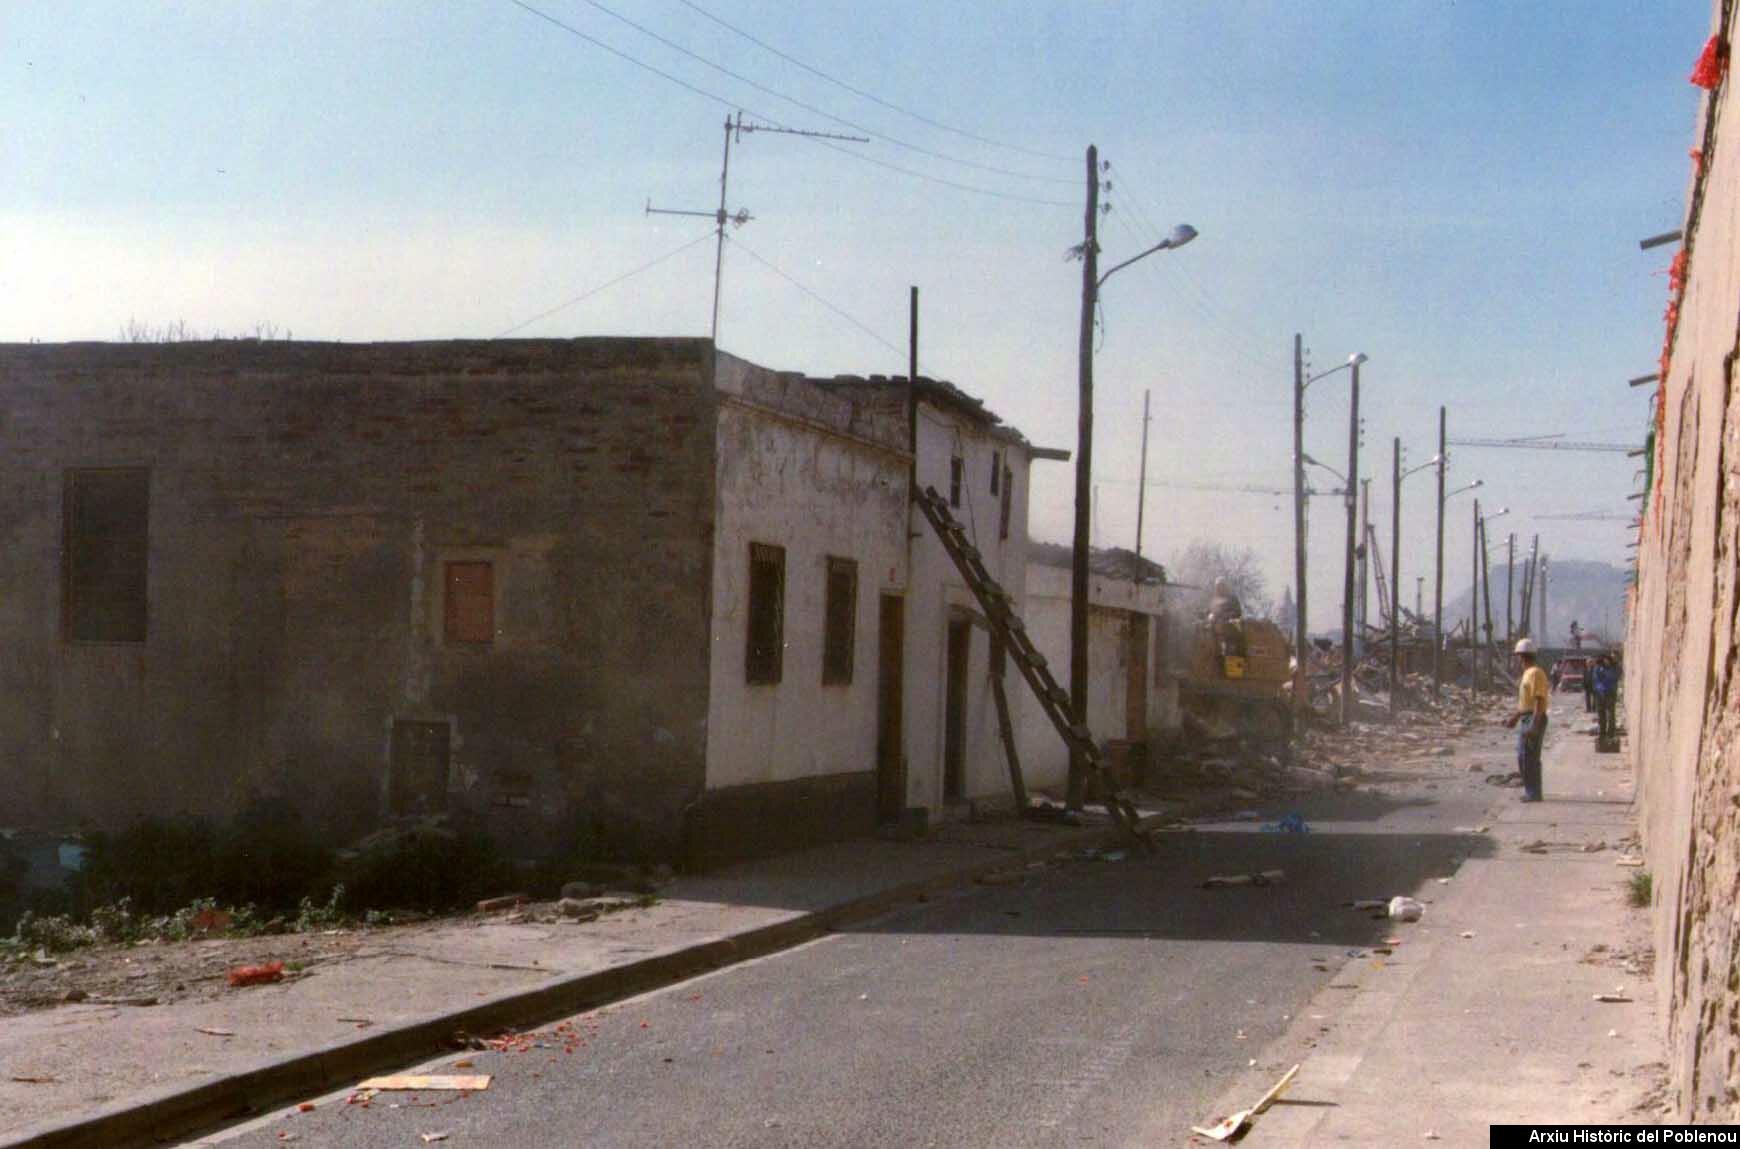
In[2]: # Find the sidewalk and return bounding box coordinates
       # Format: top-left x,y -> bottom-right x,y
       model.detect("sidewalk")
0,811 -> 1150,1149
1214,702 -> 1665,1143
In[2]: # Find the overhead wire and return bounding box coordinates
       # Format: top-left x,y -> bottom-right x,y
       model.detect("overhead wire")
503,0 -> 1074,208
491,228 -> 716,337
569,0 -> 1072,185
725,235 -> 906,359
673,0 -> 1074,164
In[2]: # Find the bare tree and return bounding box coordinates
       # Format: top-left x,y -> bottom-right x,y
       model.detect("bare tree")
1172,540 -> 1273,618
118,318 -> 292,342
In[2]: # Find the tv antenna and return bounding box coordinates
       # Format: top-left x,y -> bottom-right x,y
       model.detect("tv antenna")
645,111 -> 868,344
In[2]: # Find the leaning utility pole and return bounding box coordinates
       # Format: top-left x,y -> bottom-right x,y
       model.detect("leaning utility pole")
1433,406 -> 1446,699
1292,334 -> 1309,717
1067,145 -> 1100,811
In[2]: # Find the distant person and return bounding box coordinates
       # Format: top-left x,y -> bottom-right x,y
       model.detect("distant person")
1207,577 -> 1243,624
1591,654 -> 1620,743
1503,638 -> 1550,802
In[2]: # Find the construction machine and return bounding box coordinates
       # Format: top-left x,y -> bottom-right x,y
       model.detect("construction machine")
1179,615 -> 1295,756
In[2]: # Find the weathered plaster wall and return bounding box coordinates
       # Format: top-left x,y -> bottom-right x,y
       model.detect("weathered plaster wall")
1627,4 -> 1740,1120
0,339 -> 718,860
701,355 -> 909,794
905,402 -> 1037,811
1016,564 -> 1179,792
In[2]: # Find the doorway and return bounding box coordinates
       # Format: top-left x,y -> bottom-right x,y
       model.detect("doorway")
944,617 -> 971,802
876,594 -> 906,822
1126,612 -> 1150,739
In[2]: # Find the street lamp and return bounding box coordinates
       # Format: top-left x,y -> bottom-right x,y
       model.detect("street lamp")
1292,351 -> 1366,726
1444,477 -> 1483,692
1478,507 -> 1510,679
1069,146 -> 1193,809
1389,447 -> 1441,715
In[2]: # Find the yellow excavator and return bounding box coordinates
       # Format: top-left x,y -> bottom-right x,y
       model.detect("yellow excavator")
1179,616 -> 1295,756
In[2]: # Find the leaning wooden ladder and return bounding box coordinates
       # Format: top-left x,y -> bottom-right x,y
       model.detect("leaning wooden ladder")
913,485 -> 1149,850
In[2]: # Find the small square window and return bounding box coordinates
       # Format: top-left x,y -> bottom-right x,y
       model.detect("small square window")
949,456 -> 963,507
822,557 -> 858,685
444,561 -> 495,644
747,543 -> 785,684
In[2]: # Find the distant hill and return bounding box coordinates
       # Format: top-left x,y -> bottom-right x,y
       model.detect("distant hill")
1443,557 -> 1628,649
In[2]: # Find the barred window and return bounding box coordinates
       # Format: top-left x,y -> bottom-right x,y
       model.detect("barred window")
822,557 -> 858,685
747,543 -> 785,684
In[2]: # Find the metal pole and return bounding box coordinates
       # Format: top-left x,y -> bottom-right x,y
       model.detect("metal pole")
1135,389 -> 1151,578
1416,576 -> 1423,620
1432,406 -> 1446,699
1339,361 -> 1360,724
1067,144 -> 1099,811
1390,436 -> 1401,716
709,115 -> 734,344
1293,334 -> 1309,718
1539,553 -> 1549,647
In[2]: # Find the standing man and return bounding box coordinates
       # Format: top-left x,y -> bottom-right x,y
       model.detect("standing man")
1591,654 -> 1620,745
1503,638 -> 1550,801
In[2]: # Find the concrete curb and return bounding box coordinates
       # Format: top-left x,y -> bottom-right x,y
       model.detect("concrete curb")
2,816 -> 1154,1149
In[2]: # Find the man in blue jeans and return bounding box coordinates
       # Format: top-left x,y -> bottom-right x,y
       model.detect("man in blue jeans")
1503,638 -> 1550,801
1591,654 -> 1620,743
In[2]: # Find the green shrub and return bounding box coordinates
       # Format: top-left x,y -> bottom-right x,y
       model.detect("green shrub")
1627,870 -> 1653,908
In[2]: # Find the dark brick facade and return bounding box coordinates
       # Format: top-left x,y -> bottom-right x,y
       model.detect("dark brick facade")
0,339 -> 719,860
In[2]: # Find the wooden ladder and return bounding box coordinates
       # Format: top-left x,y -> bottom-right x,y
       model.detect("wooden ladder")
913,485 -> 1149,850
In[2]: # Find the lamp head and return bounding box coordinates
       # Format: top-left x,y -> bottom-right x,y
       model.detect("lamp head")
1165,224 -> 1198,249
1471,478 -> 1485,489
1348,352 -> 1368,367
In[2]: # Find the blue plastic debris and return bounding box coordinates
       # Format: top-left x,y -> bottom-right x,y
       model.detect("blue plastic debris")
1260,813 -> 1311,834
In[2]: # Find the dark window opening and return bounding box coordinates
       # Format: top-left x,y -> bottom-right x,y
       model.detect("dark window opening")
63,468 -> 149,643
990,452 -> 1001,494
444,561 -> 495,644
822,556 -> 858,685
949,456 -> 963,507
747,542 -> 785,684
999,467 -> 1014,539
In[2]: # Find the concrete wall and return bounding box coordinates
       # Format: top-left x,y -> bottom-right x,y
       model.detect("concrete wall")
693,356 -> 910,864
1626,4 -> 1740,1121
1016,563 -> 1180,792
0,339 -> 719,861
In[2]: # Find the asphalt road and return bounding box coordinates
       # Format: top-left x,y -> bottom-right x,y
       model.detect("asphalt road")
205,775 -> 1500,1148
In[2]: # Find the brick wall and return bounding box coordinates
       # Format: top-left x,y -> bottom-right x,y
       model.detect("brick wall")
1627,2 -> 1740,1120
0,338 -> 719,860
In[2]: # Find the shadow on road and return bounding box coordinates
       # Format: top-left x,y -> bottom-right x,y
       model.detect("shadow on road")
842,827 -> 1499,948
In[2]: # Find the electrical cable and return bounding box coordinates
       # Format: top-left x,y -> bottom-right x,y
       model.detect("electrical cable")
725,235 -> 905,357
491,228 -> 716,337
572,0 -> 1073,185
503,0 -> 1075,208
673,0 -> 1075,164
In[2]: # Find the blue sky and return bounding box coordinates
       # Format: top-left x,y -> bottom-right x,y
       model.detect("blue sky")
1,1 -> 1710,629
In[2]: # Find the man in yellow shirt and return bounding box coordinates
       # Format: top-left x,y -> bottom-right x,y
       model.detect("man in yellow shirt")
1503,638 -> 1551,801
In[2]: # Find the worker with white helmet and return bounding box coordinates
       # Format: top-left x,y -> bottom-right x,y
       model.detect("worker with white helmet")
1503,638 -> 1550,801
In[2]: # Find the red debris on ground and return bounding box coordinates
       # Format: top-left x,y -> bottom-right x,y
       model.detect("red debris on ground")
227,961 -> 285,987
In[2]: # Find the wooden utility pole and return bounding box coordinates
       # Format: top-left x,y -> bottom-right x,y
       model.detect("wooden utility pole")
1292,334 -> 1309,717
1480,516 -> 1494,661
1135,390 -> 1152,578
909,286 -> 918,382
1433,407 -> 1447,698
1505,532 -> 1515,647
1539,553 -> 1550,646
1067,144 -> 1100,810
1471,497 -> 1482,693
1357,479 -> 1371,655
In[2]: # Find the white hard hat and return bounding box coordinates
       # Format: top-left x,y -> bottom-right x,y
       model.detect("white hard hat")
1514,638 -> 1536,655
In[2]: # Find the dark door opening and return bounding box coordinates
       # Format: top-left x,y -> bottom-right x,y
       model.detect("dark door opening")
876,594 -> 906,821
944,617 -> 971,802
1126,612 -> 1149,739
